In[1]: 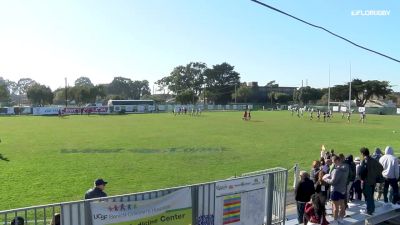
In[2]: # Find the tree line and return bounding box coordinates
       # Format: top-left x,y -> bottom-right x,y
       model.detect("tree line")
0,61 -> 397,107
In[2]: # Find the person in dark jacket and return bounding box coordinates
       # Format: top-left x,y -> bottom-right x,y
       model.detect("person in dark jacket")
11,217 -> 24,225
359,147 -> 383,215
85,178 -> 108,199
295,171 -> 315,224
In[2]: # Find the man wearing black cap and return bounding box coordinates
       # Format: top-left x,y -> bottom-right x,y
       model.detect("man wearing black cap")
85,178 -> 108,199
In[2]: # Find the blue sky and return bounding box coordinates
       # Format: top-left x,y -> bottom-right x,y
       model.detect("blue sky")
0,0 -> 399,92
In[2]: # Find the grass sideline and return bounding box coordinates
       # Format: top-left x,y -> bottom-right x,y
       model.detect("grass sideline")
0,111 -> 399,210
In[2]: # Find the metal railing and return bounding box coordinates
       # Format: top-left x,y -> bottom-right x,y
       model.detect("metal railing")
0,167 -> 288,225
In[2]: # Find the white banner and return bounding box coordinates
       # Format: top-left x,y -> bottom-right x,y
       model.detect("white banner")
214,176 -> 266,225
358,107 -> 366,112
33,107 -> 60,115
332,106 -> 339,112
215,175 -> 265,197
90,188 -> 192,225
208,105 -> 214,110
340,106 -> 347,112
397,108 -> 400,114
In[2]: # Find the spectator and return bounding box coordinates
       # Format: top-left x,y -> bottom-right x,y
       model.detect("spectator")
304,194 -> 329,225
11,217 -> 24,225
316,166 -> 329,205
323,159 -> 332,174
323,155 -> 349,224
351,157 -> 363,201
310,160 -> 321,184
344,155 -> 356,203
51,213 -> 61,225
85,178 -> 108,199
295,171 -> 315,224
359,147 -> 383,215
379,146 -> 399,205
372,147 -> 383,161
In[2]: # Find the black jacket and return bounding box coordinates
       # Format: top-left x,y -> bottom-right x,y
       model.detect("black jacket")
295,178 -> 315,202
85,187 -> 107,199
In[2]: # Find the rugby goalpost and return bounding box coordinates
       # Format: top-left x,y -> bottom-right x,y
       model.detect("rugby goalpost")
327,63 -> 352,113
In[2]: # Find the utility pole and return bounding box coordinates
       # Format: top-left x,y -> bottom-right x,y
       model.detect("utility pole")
349,63 -> 352,112
234,83 -> 237,104
328,66 -> 331,111
65,77 -> 68,108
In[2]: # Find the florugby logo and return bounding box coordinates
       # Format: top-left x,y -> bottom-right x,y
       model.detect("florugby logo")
351,9 -> 391,16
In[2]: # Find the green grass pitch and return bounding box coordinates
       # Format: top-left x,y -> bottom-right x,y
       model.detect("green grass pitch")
0,111 -> 399,210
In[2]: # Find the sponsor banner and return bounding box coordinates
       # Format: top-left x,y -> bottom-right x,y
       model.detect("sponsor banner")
125,105 -> 134,112
358,107 -> 366,113
233,105 -> 237,110
63,107 -> 82,115
332,106 -> 339,112
158,105 -> 166,111
148,105 -> 155,111
340,106 -> 347,112
215,175 -> 265,197
214,176 -> 266,225
138,105 -> 145,112
21,107 -> 32,114
83,107 -> 109,114
208,105 -> 214,110
91,187 -> 192,225
33,107 -> 60,115
225,105 -> 230,110
248,105 -> 253,110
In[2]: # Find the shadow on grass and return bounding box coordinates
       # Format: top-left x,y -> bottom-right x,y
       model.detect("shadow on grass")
0,154 -> 9,162
60,147 -> 228,154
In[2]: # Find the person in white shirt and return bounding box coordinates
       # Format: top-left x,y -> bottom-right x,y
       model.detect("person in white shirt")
379,146 -> 399,204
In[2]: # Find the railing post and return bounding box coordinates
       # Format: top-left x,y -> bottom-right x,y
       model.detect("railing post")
266,173 -> 275,225
191,186 -> 199,225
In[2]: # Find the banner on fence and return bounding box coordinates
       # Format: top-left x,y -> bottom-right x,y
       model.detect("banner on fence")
63,108 -> 81,115
332,106 -> 339,112
214,176 -> 266,225
397,108 -> 400,114
90,187 -> 192,225
340,106 -> 347,112
83,107 -> 109,114
33,107 -> 60,115
358,107 -> 366,113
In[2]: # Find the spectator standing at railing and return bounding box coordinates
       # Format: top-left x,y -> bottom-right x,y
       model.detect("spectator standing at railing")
85,178 -> 108,199
51,213 -> 60,225
359,147 -> 383,215
351,157 -> 363,201
295,171 -> 315,224
379,146 -> 399,205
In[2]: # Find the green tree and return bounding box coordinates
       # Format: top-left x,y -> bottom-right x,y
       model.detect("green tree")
176,90 -> 198,104
156,62 -> 207,96
74,77 -> 94,88
274,92 -> 291,104
204,62 -> 240,104
17,78 -> 37,95
233,85 -> 251,103
0,83 -> 10,104
27,84 -> 53,106
293,86 -> 323,105
108,77 -> 133,99
351,79 -> 392,106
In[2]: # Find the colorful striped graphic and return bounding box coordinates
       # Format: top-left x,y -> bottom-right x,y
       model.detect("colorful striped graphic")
223,195 -> 241,225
